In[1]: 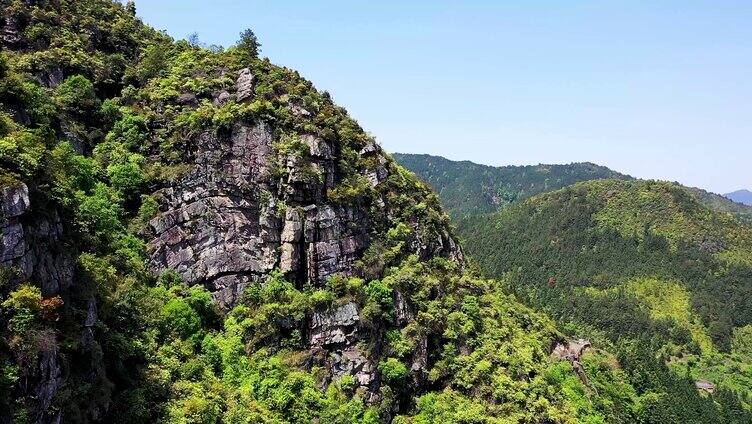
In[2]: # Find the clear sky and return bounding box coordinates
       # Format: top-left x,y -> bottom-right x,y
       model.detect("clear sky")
131,0 -> 751,194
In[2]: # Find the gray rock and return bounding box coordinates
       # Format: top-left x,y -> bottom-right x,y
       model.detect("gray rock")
290,104 -> 312,117
236,68 -> 255,102
138,111 -> 466,404
302,134 -> 332,159
214,90 -> 232,105
359,140 -> 378,155
2,183 -> 30,217
0,183 -> 73,296
177,92 -> 198,105
551,338 -> 593,388
310,301 -> 359,345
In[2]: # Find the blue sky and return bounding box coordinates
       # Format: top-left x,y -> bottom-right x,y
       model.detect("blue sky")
132,1 -> 751,193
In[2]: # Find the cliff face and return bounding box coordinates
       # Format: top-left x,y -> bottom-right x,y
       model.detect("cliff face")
143,76 -> 461,308
1,183 -> 74,296
138,66 -> 463,399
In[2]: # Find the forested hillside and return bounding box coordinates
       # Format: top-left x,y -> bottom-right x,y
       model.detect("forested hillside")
1,1 -> 750,423
0,1 -> 697,423
396,153 -> 752,222
393,153 -> 630,218
458,179 -> 752,418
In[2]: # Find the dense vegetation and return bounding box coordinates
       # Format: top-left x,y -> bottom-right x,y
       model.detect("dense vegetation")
0,1 -> 672,423
457,179 -> 752,421
393,153 -> 630,218
396,153 -> 752,223
1,1 -> 749,423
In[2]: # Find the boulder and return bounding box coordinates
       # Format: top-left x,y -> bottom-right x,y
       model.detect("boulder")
236,68 -> 254,102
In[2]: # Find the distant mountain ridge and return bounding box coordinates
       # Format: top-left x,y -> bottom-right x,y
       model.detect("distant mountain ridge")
393,153 -> 631,217
725,189 -> 752,206
395,153 -> 752,221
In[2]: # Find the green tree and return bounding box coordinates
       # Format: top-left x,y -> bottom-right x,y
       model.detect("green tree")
237,28 -> 261,59
55,75 -> 100,116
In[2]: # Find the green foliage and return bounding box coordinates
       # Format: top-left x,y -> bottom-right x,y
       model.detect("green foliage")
161,298 -> 202,339
328,174 -> 373,203
452,179 -> 752,419
55,75 -> 100,116
395,153 -> 631,219
378,358 -> 408,385
106,152 -> 146,201
237,28 -> 261,59
2,284 -> 42,334
3,0 -> 749,422
75,182 -> 124,245
732,325 -> 752,356
362,279 -> 393,323
0,129 -> 46,177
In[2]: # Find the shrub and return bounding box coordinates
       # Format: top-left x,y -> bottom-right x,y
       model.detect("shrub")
75,182 -> 124,245
107,153 -> 146,202
0,130 -> 46,177
56,75 -> 100,115
2,284 -> 42,334
378,358 -> 408,385
362,279 -> 393,324
161,298 -> 201,339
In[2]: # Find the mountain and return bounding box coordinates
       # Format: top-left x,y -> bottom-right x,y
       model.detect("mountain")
396,154 -> 752,223
2,1 -> 749,423
686,187 -> 752,222
457,179 -> 752,412
0,1 -> 662,423
397,155 -> 752,418
393,153 -> 631,218
725,189 -> 752,206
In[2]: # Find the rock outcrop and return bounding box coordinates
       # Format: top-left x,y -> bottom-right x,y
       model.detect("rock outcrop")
144,122 -> 377,308
1,183 -> 73,296
142,70 -> 463,399
309,302 -> 378,396
552,338 -> 592,387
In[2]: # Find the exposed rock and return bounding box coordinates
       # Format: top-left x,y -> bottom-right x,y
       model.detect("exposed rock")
214,90 -> 231,105
280,208 -> 303,273
1,183 -> 74,295
39,67 -> 64,88
36,345 -> 62,420
302,134 -> 332,159
552,338 -> 592,388
1,16 -> 23,46
359,140 -> 378,156
310,302 -> 359,345
2,183 -> 30,217
551,338 -> 591,361
177,92 -> 198,105
394,290 -> 414,325
145,122 -> 376,307
410,335 -> 428,373
236,67 -> 255,102
290,104 -> 312,117
697,237 -> 725,254
695,379 -> 716,393
310,302 -> 378,396
142,117 -> 464,403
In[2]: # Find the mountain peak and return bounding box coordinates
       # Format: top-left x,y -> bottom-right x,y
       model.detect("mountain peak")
725,189 -> 752,206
